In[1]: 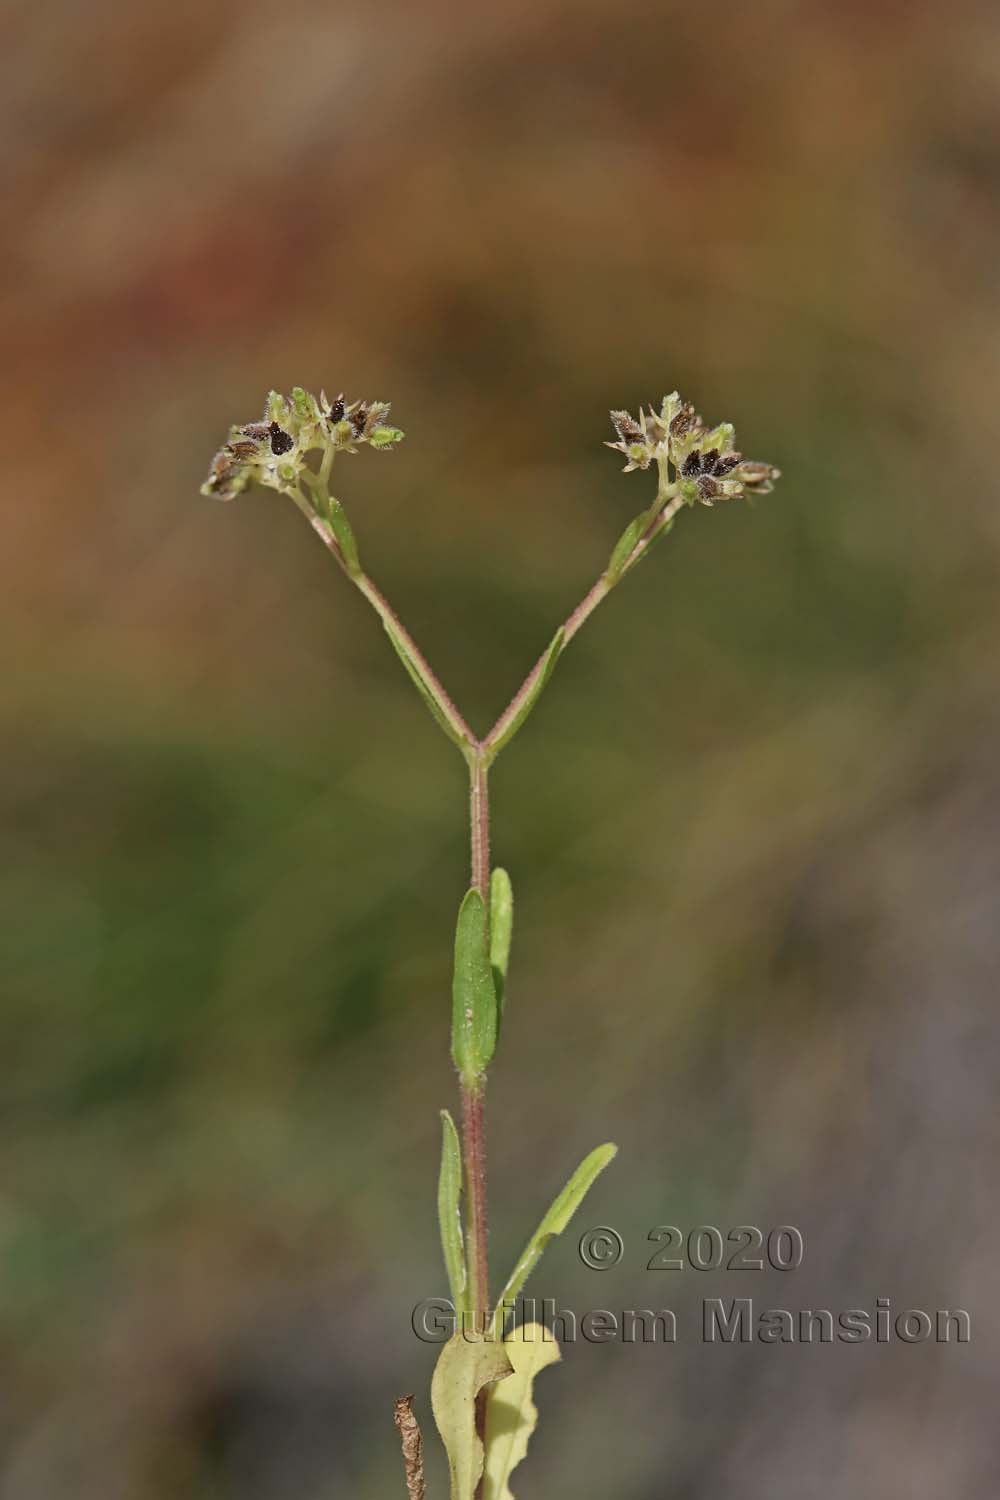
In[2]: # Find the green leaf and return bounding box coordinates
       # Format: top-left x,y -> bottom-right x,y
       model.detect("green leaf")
326,495 -> 361,574
489,868 -> 513,1030
431,1333 -> 513,1500
485,628 -> 564,757
439,1109 -> 468,1316
604,514 -> 645,585
382,617 -> 471,753
629,512 -> 675,570
491,1143 -> 618,1336
451,890 -> 499,1083
482,1324 -> 560,1500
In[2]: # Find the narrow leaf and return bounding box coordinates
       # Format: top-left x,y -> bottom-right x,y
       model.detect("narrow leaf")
382,617 -> 471,753
431,1333 -> 513,1500
327,495 -> 361,574
452,889 -> 498,1083
486,628 -> 564,757
491,1143 -> 618,1336
483,1324 -> 560,1500
439,1109 -> 468,1315
604,514 -> 645,585
489,868 -> 514,1030
629,512 -> 675,570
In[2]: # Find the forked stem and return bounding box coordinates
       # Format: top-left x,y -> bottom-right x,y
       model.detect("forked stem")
288,476 -> 681,1487
482,489 -> 685,754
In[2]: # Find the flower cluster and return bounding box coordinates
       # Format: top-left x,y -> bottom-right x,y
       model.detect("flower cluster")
607,392 -> 779,504
202,388 -> 404,502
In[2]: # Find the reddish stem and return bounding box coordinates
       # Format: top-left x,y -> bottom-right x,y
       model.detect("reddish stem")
465,757 -> 491,1499
461,1079 -> 490,1330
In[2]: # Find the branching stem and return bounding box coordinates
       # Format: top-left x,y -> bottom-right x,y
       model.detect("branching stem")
482,489 -> 684,754
292,480 -> 684,767
288,476 -> 683,1494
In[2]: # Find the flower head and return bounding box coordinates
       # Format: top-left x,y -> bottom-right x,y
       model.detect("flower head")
606,392 -> 779,504
201,387 -> 404,500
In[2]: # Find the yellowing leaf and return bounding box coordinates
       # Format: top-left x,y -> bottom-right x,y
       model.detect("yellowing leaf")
483,1323 -> 560,1500
431,1333 -> 513,1500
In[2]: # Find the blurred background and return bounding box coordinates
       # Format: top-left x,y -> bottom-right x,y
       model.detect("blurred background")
3,1 -> 999,1495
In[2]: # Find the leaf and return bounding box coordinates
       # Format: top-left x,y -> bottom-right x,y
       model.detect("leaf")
327,495 -> 361,574
605,491 -> 681,584
451,889 -> 498,1084
431,1333 -> 513,1500
485,628 -> 564,757
629,512 -> 675,570
491,1144 -> 618,1336
489,868 -> 514,1030
482,1324 -> 560,1500
439,1109 -> 468,1315
382,616 -> 471,753
604,514 -> 645,585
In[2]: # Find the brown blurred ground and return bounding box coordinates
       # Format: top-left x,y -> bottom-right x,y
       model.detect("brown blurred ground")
2,1 -> 999,1496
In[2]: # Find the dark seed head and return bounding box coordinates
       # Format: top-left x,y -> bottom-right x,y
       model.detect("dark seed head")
268,422 -> 294,456
329,395 -> 345,424
682,450 -> 703,477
